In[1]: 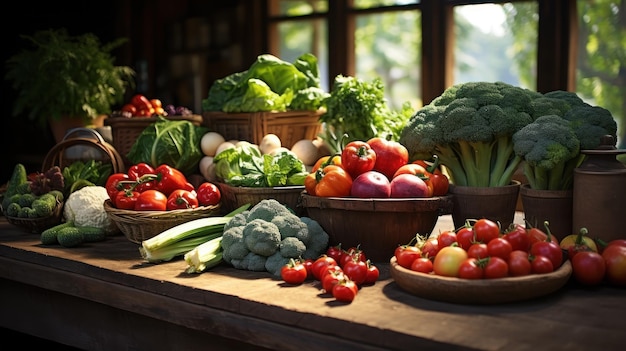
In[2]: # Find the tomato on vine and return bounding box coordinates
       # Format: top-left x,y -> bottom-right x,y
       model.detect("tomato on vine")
343,256 -> 368,285
364,260 -> 380,284
396,245 -> 422,269
458,257 -> 485,279
473,218 -> 501,244
281,258 -> 308,285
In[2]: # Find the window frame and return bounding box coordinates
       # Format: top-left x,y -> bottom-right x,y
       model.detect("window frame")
265,0 -> 577,104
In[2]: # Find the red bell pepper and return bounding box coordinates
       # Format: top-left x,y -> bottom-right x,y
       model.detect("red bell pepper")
152,164 -> 194,196
127,162 -> 156,192
341,141 -> 376,178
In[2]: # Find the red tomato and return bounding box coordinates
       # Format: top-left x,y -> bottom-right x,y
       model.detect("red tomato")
196,182 -> 221,206
319,264 -> 343,281
332,278 -> 359,303
364,261 -> 380,284
311,255 -> 338,281
166,189 -> 199,210
326,244 -> 344,264
341,140 -> 377,178
527,224 -> 559,245
602,245 -> 626,286
134,189 -> 168,211
503,223 -> 531,252
301,258 -> 314,280
343,257 -> 368,285
487,237 -> 513,260
530,240 -> 563,269
121,103 -> 137,115
433,246 -> 468,277
531,254 -> 554,274
281,259 -> 308,285
419,238 -> 440,259
366,137 -> 409,180
322,269 -> 345,293
571,251 -> 606,286
131,94 -> 152,110
410,257 -> 434,274
483,256 -> 509,279
396,245 -> 422,269
458,258 -> 484,279
601,239 -> 626,253
473,218 -> 501,244
341,246 -> 367,267
467,243 -> 489,259
437,230 -> 457,248
114,190 -> 140,210
508,250 -> 532,277
456,226 -> 475,250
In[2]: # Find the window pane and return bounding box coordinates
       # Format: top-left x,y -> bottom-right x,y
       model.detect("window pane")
454,2 -> 538,90
576,0 -> 625,149
353,0 -> 419,9
277,20 -> 329,90
355,10 -> 421,109
272,0 -> 327,16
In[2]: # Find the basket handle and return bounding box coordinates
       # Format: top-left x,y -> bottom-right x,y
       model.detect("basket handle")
42,137 -> 124,174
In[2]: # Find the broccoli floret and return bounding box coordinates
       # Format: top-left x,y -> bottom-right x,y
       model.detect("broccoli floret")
399,81 -> 538,187
300,217 -> 329,260
221,226 -> 250,263
231,252 -> 268,272
279,237 -> 307,258
246,199 -> 292,222
243,219 -> 281,256
265,251 -> 291,277
529,97 -> 576,119
223,212 -> 248,232
543,90 -> 590,109
562,106 -> 618,150
513,115 -> 581,190
271,213 -> 309,242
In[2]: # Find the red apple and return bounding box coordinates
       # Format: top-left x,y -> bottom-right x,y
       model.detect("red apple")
390,173 -> 430,198
351,171 -> 391,198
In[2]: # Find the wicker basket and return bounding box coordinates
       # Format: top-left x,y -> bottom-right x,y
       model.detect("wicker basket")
202,110 -> 322,149
103,199 -> 221,244
5,201 -> 64,234
217,182 -> 305,215
104,115 -> 203,164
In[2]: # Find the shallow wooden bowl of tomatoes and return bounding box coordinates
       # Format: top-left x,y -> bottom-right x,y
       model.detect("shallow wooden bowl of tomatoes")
300,193 -> 454,262
389,256 -> 572,304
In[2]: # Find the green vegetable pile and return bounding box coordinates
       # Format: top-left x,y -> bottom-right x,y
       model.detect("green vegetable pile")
319,75 -> 413,154
220,199 -> 329,276
201,53 -> 327,113
127,116 -> 208,176
214,142 -> 308,187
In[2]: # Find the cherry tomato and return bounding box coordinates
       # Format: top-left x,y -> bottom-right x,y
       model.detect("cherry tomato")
410,257 -> 434,274
458,258 -> 484,279
322,269 -> 345,293
341,246 -> 367,267
114,190 -> 140,210
134,189 -> 168,211
326,244 -> 344,264
467,243 -> 489,259
166,189 -> 199,210
602,245 -> 626,286
364,261 -> 380,284
527,224 -> 559,245
301,258 -> 314,280
319,264 -> 343,282
473,218 -> 501,244
150,98 -> 162,108
281,259 -> 308,285
311,255 -> 338,281
530,240 -> 563,269
483,256 -> 509,279
196,182 -> 221,206
437,230 -> 457,248
487,237 -> 513,260
419,237 -> 439,260
456,226 -> 475,250
508,250 -> 532,277
342,256 -> 368,285
571,251 -> 606,286
530,254 -> 554,274
332,278 -> 359,303
503,223 -> 531,252
396,245 -> 422,269
433,246 -> 468,277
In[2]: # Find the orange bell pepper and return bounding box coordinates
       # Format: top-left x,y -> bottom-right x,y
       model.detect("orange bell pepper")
305,164 -> 352,197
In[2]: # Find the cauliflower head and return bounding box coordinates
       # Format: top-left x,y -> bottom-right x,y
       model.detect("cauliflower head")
64,186 -> 118,234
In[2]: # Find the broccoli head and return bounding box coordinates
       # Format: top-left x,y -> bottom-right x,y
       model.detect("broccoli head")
221,226 -> 250,263
243,219 -> 281,256
562,105 -> 618,150
231,252 -> 268,272
279,237 -> 307,258
246,199 -> 293,222
300,216 -> 329,260
513,115 -> 581,190
271,213 -> 309,243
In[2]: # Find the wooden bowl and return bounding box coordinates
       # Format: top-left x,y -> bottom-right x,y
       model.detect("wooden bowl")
216,182 -> 305,215
300,193 -> 454,262
390,257 -> 573,304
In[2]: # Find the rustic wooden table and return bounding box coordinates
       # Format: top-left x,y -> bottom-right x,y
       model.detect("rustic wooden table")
0,215 -> 624,351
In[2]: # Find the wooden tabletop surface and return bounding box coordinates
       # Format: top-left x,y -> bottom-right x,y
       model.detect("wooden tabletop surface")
0,214 -> 624,351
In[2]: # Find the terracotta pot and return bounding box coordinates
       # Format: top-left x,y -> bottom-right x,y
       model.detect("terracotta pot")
520,184 -> 573,241
448,180 -> 521,230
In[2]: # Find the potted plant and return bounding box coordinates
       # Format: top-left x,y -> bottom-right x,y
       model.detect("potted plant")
5,28 -> 135,142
